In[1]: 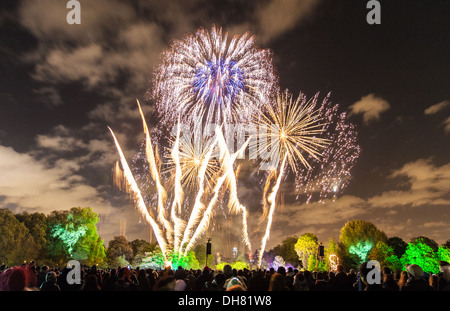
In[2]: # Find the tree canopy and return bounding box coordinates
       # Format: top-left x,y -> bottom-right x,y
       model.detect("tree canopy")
340,219 -> 387,264
271,236 -> 301,267
1,206 -> 448,272
46,207 -> 105,265
0,209 -> 37,265
294,233 -> 318,269
387,236 -> 408,258
106,235 -> 133,267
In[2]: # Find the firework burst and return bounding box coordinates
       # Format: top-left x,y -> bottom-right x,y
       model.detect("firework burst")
152,25 -> 278,127
294,109 -> 361,203
252,90 -> 360,266
109,25 -> 360,268
165,132 -> 220,191
252,90 -> 331,173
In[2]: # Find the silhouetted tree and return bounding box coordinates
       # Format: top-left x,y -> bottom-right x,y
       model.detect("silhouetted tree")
387,236 -> 408,258
0,208 -> 37,265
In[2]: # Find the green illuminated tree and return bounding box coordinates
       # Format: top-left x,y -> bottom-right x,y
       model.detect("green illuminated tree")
307,254 -> 327,272
215,261 -> 249,271
170,251 -> 200,270
400,242 -> 439,274
322,238 -> 340,271
139,250 -> 199,270
437,246 -> 450,263
140,251 -> 165,269
46,207 -> 105,265
443,240 -> 450,249
215,262 -> 228,271
326,238 -> 340,255
340,220 -> 387,265
349,241 -> 373,262
410,236 -> 439,252
230,260 -> 249,270
129,239 -> 157,267
368,241 -> 402,271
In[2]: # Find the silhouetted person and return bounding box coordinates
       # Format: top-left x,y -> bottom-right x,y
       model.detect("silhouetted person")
334,265 -> 351,290
154,276 -> 175,291
80,274 -> 101,291
137,269 -> 150,291
37,266 -> 48,288
293,272 -> 308,291
382,273 -> 399,291
401,264 -> 434,291
311,272 -> 328,291
40,271 -> 60,291
195,267 -> 213,291
438,261 -> 450,291
268,272 -> 290,291
248,270 -> 269,291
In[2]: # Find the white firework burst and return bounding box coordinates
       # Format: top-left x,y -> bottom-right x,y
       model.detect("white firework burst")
152,25 -> 278,128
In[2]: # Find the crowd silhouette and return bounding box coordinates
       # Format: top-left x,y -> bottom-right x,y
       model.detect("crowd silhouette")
1,261 -> 449,292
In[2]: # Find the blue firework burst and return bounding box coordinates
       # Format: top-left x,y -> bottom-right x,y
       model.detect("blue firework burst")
152,25 -> 278,127
192,58 -> 246,110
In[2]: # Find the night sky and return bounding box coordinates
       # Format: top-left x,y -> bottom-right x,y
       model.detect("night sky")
0,0 -> 449,256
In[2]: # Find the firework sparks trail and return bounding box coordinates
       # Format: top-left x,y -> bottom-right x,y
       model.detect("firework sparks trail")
152,25 -> 278,128
108,127 -> 169,258
137,100 -> 173,246
260,168 -> 276,222
183,127 -> 251,255
178,135 -> 218,253
169,120 -> 186,253
221,148 -> 253,251
216,127 -> 252,251
112,101 -> 254,258
257,155 -> 287,267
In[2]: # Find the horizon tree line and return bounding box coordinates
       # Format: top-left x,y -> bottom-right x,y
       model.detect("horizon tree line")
1,207 -> 449,273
